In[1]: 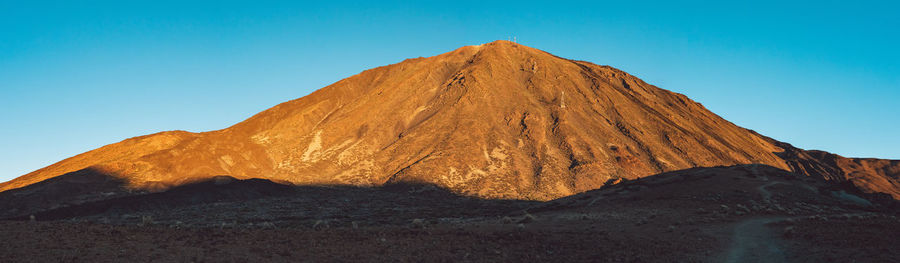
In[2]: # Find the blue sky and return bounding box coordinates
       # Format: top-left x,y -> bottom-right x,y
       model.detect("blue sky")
1,1 -> 898,182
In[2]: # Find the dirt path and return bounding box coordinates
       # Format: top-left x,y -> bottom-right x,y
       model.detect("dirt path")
721,174 -> 792,262
721,217 -> 788,263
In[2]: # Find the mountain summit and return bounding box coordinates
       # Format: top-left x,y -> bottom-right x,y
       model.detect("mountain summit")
2,40 -> 898,200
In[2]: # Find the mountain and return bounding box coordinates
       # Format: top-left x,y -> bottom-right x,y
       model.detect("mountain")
1,40 -> 897,200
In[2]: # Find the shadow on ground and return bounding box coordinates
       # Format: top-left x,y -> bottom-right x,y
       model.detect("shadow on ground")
0,168 -> 538,227
0,165 -> 898,262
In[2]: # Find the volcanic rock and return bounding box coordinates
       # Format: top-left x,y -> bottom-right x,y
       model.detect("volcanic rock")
1,40 -> 897,200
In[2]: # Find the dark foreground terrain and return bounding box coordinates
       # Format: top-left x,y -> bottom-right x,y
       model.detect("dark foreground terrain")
1,165 -> 898,262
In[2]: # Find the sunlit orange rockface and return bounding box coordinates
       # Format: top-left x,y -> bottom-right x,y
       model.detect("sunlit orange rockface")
2,41 -> 897,200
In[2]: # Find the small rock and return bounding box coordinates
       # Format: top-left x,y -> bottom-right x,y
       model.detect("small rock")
122,214 -> 139,220
774,204 -> 785,211
783,226 -> 795,237
313,220 -> 329,230
139,215 -> 154,226
410,218 -> 426,229
635,218 -> 649,226
517,213 -> 536,224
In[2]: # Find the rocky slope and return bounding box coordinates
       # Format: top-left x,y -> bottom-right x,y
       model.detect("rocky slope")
767,138 -> 900,199
1,40 -> 897,200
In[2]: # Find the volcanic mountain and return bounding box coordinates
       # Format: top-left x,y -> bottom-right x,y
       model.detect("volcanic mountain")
2,40 -> 898,200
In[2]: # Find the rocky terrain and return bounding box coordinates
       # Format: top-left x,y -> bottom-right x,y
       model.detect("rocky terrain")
2,40 -> 897,200
1,41 -> 898,262
1,165 -> 897,262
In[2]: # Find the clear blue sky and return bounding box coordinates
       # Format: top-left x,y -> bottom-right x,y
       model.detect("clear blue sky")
1,1 -> 898,182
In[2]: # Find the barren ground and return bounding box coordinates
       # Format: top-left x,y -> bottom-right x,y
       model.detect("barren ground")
1,165 -> 898,262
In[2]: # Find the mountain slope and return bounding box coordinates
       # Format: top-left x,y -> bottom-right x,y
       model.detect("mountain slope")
2,40 -> 897,200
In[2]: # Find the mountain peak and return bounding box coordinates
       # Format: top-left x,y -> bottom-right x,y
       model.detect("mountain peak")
447,40 -> 547,63
477,40 -> 546,56
468,39 -> 518,49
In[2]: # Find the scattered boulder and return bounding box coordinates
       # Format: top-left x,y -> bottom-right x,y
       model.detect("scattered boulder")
517,213 -> 536,224
410,219 -> 426,229
783,226 -> 796,238
313,220 -> 329,230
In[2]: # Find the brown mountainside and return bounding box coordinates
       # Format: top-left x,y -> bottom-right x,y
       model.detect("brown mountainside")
2,40 -> 897,200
